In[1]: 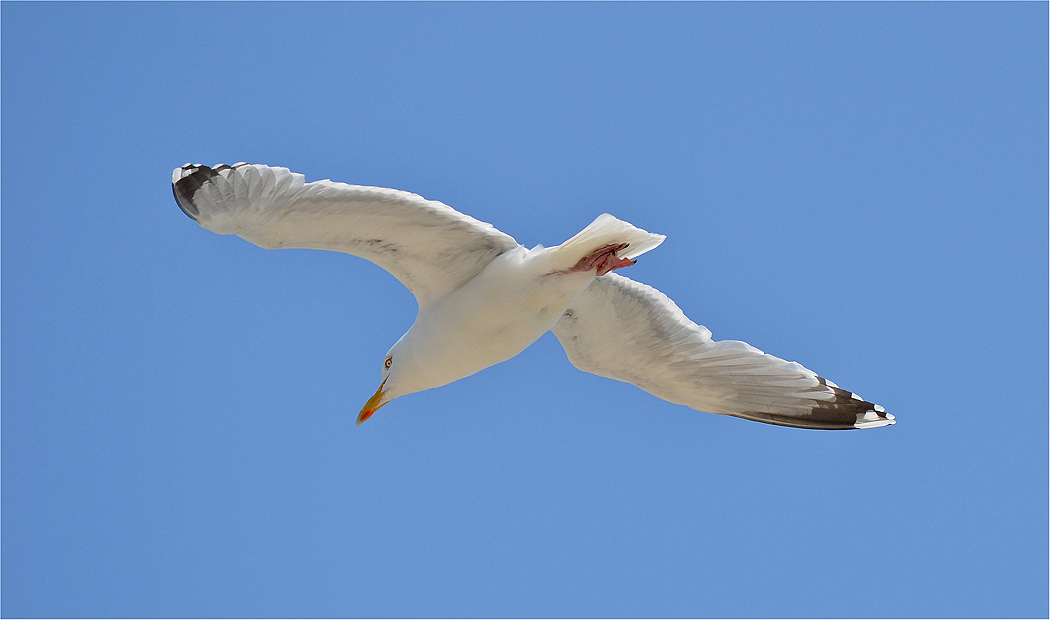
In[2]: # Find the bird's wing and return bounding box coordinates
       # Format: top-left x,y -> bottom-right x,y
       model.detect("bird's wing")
172,163 -> 520,305
551,273 -> 893,430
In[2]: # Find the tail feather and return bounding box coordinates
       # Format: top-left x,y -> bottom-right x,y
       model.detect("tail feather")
556,213 -> 665,263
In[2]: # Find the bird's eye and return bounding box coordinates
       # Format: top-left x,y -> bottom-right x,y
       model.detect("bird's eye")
384,357 -> 392,369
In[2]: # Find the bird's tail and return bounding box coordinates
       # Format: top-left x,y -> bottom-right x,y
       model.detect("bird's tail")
554,213 -> 665,268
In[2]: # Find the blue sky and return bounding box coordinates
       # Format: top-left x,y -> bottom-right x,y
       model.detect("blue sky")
2,2 -> 1047,618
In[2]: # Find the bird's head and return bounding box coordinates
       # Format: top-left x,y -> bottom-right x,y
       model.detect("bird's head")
355,325 -> 479,426
357,338 -> 421,426
357,347 -> 398,426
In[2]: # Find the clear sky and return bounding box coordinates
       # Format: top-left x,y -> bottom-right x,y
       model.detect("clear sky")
2,3 -> 1047,618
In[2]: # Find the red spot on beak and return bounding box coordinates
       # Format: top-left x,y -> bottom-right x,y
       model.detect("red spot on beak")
357,378 -> 388,427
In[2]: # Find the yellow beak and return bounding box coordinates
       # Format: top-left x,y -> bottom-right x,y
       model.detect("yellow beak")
357,379 -> 388,426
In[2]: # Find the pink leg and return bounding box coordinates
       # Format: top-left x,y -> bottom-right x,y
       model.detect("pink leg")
565,243 -> 637,276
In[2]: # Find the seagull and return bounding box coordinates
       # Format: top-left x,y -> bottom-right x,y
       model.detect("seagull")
172,163 -> 894,430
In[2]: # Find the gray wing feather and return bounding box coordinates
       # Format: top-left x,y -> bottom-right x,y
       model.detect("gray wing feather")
551,273 -> 893,430
172,163 -> 519,305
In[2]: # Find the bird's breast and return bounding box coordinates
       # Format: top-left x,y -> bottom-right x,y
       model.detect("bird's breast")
403,249 -> 595,390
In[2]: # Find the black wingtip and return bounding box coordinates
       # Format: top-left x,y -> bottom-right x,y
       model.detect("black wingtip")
172,163 -> 254,221
735,378 -> 893,430
171,164 -> 216,221
812,376 -> 894,429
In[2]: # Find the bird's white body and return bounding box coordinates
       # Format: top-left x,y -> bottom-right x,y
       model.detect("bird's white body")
172,162 -> 894,430
389,212 -> 663,397
390,247 -> 589,396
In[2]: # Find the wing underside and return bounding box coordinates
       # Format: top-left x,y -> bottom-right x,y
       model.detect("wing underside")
173,163 -> 520,304
551,274 -> 893,430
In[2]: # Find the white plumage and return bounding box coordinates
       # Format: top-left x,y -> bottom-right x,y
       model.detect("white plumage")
173,162 -> 894,430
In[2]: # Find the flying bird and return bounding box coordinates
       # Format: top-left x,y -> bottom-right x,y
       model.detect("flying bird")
172,163 -> 893,430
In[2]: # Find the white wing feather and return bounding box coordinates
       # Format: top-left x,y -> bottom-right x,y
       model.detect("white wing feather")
551,273 -> 893,430
172,163 -> 519,305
